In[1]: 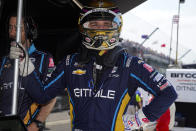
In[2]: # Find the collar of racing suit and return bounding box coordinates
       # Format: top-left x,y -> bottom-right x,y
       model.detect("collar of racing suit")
78,45 -> 126,67
28,43 -> 36,55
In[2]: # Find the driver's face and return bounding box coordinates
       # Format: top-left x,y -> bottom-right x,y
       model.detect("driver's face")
88,20 -> 113,29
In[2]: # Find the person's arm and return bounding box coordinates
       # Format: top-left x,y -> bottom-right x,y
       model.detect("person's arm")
23,56 -> 67,104
123,56 -> 177,130
27,98 -> 56,131
27,55 -> 56,131
9,43 -> 66,104
130,57 -> 177,120
36,98 -> 56,122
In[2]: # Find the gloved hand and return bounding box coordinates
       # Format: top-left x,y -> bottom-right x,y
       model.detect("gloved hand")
123,109 -> 150,130
9,41 -> 35,77
9,41 -> 24,59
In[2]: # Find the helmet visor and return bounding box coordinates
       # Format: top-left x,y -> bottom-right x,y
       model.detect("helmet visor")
80,10 -> 121,30
83,20 -> 118,30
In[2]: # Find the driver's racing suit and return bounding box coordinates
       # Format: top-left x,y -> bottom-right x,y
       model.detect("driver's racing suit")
23,52 -> 177,131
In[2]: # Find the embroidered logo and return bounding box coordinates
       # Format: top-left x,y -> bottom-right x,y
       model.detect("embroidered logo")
74,62 -> 85,68
49,58 -> 54,67
159,82 -> 169,90
126,57 -> 132,67
72,69 -> 86,75
111,66 -> 118,73
153,73 -> 163,82
66,55 -> 71,66
138,60 -> 144,64
143,64 -> 153,73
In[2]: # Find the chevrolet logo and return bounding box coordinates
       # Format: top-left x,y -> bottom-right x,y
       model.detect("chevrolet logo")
72,69 -> 86,75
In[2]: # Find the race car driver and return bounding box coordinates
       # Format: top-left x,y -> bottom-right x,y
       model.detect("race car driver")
9,0 -> 177,130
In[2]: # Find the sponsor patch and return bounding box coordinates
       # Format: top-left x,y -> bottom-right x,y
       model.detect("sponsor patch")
48,68 -> 54,73
111,66 -> 118,73
126,57 -> 132,67
159,82 -> 169,90
150,71 -> 157,78
74,62 -> 85,68
0,82 -> 24,90
66,55 -> 71,66
49,58 -> 54,67
95,64 -> 102,70
138,60 -> 144,64
72,69 -> 86,75
153,73 -> 163,82
108,74 -> 119,78
143,64 -> 153,73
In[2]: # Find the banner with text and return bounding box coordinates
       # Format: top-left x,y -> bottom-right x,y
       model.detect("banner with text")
166,69 -> 196,103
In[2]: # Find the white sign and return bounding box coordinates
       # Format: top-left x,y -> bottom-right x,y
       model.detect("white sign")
166,69 -> 196,103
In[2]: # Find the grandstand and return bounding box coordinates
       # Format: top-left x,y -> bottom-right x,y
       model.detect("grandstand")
120,39 -> 176,74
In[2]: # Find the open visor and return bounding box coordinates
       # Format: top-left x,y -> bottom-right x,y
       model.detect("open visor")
80,9 -> 122,30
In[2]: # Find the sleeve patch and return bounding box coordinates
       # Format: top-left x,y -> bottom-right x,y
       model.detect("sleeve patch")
125,57 -> 132,67
49,58 -> 54,67
153,73 -> 163,82
159,82 -> 169,90
143,64 -> 153,73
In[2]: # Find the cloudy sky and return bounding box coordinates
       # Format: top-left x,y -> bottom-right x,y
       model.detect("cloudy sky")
120,0 -> 196,64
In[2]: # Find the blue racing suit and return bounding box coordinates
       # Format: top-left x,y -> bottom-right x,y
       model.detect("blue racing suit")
24,52 -> 177,131
0,44 -> 54,125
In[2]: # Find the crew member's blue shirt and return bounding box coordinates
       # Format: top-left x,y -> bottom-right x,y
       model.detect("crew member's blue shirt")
0,44 -> 54,125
